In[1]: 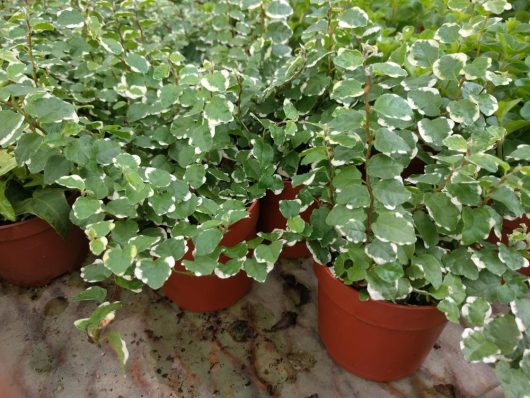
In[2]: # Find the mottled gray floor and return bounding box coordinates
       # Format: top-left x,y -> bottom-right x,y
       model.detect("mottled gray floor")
0,259 -> 501,398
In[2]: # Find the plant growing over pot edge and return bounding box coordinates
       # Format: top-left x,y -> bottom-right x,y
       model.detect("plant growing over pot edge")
261,1 -> 530,394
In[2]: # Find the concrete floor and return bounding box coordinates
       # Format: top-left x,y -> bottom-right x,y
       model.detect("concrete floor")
0,259 -> 502,398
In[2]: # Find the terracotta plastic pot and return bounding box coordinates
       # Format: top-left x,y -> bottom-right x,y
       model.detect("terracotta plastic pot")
0,217 -> 88,287
487,216 -> 530,277
313,263 -> 447,381
163,201 -> 259,312
259,180 -> 316,258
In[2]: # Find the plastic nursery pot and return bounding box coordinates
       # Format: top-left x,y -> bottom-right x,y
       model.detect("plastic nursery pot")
0,217 -> 88,287
259,180 -> 316,259
487,216 -> 530,277
163,200 -> 260,312
313,263 -> 448,382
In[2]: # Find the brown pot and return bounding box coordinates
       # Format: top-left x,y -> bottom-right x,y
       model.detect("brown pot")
313,263 -> 447,381
163,201 -> 259,312
259,180 -> 316,258
0,217 -> 88,287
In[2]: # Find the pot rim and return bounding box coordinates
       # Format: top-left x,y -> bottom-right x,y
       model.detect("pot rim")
315,262 -> 442,313
0,215 -> 40,230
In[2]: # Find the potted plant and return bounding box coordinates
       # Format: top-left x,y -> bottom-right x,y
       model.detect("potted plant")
262,1 -> 530,393
0,3 -> 89,286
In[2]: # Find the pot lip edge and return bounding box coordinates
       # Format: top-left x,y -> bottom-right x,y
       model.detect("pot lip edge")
0,215 -> 43,231
314,262 -> 444,314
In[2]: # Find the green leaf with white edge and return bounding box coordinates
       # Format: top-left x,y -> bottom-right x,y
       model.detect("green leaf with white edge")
484,315 -> 522,356
373,179 -> 411,210
433,53 -> 467,81
125,53 -> 150,74
103,245 -> 136,276
464,57 -> 491,80
434,23 -> 460,43
280,199 -> 301,219
81,260 -> 112,283
338,7 -> 369,29
461,207 -> 493,245
216,257 -> 245,278
366,154 -> 404,179
335,183 -> 370,208
26,95 -> 78,124
373,128 -> 411,155
370,62 -> 407,78
143,167 -> 174,188
44,155 -> 72,184
74,301 -> 122,333
507,144 -> 530,161
0,110 -> 24,147
330,79 -> 364,104
412,253 -> 443,289
204,95 -> 234,126
447,99 -> 480,125
510,298 -> 530,330
182,254 -> 218,276
57,9 -> 84,28
193,228 -> 223,256
461,328 -> 499,362
135,257 -> 173,289
265,0 -> 293,19
73,197 -> 103,220
283,99 -> 299,120
184,164 -> 206,189
201,70 -> 229,92
333,48 -> 364,71
498,244 -> 529,271
408,88 -> 442,117
443,135 -> 468,152
436,296 -> 460,322
254,241 -> 282,267
444,247 -> 479,280
106,331 -> 129,370
373,94 -> 413,121
243,257 -> 268,282
474,93 -> 498,117
372,212 -> 416,246
89,237 -> 107,256
418,117 -> 454,146
71,286 -> 107,303
0,150 -> 16,177
100,37 -> 123,55
490,186 -> 524,216
409,40 -> 440,68
365,239 -> 397,265
471,248 -> 505,276
152,238 -> 187,262
413,211 -> 439,248
482,0 -> 512,14
287,215 -> 305,233
425,192 -> 460,232
462,297 -> 491,327
56,175 -> 85,190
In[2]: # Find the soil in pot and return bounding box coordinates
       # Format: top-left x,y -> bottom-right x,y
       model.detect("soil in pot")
259,180 -> 316,259
313,263 -> 448,382
487,215 -> 530,277
0,217 -> 88,287
163,200 -> 260,312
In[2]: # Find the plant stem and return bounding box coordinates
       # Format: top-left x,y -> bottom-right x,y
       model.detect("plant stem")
363,69 -> 375,240
23,3 -> 38,86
